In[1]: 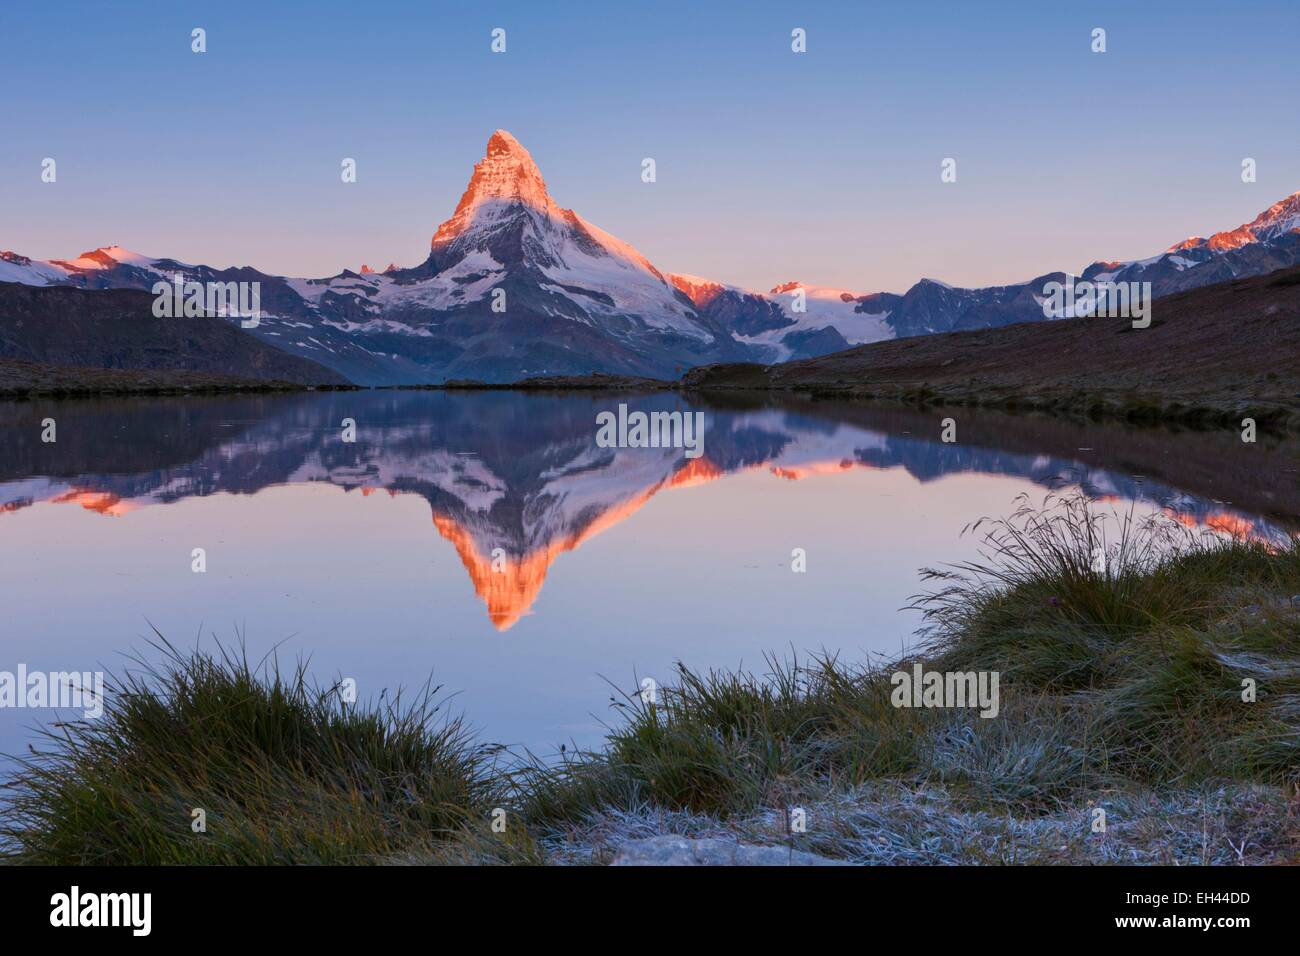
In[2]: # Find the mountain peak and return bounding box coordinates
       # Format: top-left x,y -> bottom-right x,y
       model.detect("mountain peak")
486,128 -> 526,157
669,273 -> 728,307
1248,189 -> 1300,236
49,246 -> 153,271
431,130 -> 556,250
1168,187 -> 1300,253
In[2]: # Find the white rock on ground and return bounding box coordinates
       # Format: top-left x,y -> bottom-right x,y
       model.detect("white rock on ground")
610,836 -> 848,866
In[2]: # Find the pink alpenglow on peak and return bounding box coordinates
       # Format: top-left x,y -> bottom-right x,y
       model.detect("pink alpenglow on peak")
667,273 -> 728,308
0,245 -> 162,286
429,130 -> 662,275
431,129 -> 561,249
419,130 -> 704,342
1168,189 -> 1300,253
50,246 -> 156,272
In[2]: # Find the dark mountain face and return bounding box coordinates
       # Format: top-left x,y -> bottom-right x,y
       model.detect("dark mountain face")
780,325 -> 851,360
0,283 -> 347,385
885,274 -> 1069,338
694,288 -> 792,338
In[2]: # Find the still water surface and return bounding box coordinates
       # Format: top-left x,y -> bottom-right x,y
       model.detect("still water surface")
1,391 -> 1293,759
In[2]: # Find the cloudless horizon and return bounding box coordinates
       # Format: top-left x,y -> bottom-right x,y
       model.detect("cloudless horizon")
2,0 -> 1297,293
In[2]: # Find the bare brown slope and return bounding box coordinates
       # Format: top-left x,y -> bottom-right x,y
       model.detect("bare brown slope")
684,265 -> 1300,430
0,282 -> 349,388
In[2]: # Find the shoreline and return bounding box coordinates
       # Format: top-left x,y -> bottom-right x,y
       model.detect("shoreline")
8,368 -> 1295,444
0,357 -> 362,400
7,371 -> 1292,437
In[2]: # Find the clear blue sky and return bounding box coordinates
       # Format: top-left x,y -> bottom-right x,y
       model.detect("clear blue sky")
2,0 -> 1297,293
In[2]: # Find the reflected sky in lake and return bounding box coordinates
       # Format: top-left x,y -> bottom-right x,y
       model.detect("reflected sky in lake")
0,391 -> 1293,758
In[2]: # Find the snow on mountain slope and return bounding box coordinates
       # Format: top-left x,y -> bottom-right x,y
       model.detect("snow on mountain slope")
51,245 -> 159,271
240,130 -> 736,381
284,250 -> 505,316
1169,190 -> 1300,253
668,274 -> 894,361
0,251 -> 71,286
0,246 -> 186,288
1077,191 -> 1300,290
426,130 -> 704,337
759,281 -> 893,349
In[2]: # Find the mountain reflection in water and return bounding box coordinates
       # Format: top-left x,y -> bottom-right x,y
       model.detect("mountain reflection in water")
1,391 -> 1293,632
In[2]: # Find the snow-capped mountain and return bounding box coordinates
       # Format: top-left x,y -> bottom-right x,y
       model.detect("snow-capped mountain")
0,245 -> 165,287
668,275 -> 898,361
677,189 -> 1300,344
877,191 -> 1300,338
1170,191 -> 1300,252
423,130 -> 702,334
1073,191 -> 1300,301
2,130 -> 1298,383
0,131 -> 753,384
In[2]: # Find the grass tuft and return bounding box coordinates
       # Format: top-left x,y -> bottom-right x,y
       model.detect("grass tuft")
1,635 -> 514,865
520,495 -> 1300,838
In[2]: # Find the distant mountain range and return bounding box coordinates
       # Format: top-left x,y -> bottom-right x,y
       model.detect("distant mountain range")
2,129 -> 1298,384
684,263 -> 1300,434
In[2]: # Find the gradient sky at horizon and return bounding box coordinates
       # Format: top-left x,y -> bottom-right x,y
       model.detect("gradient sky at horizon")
2,0 -> 1297,293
